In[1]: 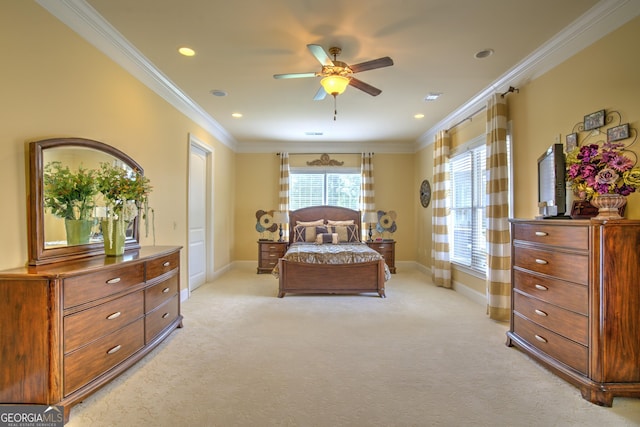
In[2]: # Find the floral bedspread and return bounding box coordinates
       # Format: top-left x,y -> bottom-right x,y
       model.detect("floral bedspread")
271,242 -> 391,281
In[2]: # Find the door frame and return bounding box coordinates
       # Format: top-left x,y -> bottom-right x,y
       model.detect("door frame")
187,134 -> 214,297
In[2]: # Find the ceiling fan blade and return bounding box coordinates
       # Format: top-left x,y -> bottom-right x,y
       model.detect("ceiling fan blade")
273,72 -> 317,79
349,57 -> 394,73
313,87 -> 327,101
349,78 -> 382,96
307,44 -> 334,66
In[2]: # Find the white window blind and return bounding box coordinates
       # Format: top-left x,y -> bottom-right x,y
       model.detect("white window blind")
289,170 -> 361,211
449,145 -> 486,272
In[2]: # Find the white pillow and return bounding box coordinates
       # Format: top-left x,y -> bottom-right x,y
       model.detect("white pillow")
296,219 -> 324,226
326,219 -> 355,226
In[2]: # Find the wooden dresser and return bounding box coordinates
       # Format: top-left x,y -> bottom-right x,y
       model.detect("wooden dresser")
507,219 -> 640,406
366,240 -> 396,273
0,246 -> 182,422
257,240 -> 288,273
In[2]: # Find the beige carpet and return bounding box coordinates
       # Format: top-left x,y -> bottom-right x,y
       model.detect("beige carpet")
67,264 -> 640,426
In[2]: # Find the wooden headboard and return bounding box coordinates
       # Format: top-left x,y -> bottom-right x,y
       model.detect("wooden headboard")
288,206 -> 362,244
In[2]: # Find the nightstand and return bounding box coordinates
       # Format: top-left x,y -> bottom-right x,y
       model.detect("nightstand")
257,241 -> 288,274
366,240 -> 396,273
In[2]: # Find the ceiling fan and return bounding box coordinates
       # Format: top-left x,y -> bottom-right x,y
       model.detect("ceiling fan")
273,44 -> 394,100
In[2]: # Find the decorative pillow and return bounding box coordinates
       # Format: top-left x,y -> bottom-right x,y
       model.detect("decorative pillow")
326,219 -> 355,226
293,225 -> 323,242
296,219 -> 324,226
329,224 -> 360,242
316,233 -> 339,244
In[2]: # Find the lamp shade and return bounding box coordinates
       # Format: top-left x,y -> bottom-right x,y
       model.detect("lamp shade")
320,75 -> 350,95
272,211 -> 289,224
362,211 -> 378,224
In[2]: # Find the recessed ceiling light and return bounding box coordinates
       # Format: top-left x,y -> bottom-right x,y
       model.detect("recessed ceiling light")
474,48 -> 494,59
231,113 -> 243,118
414,114 -> 425,119
178,47 -> 196,57
210,89 -> 228,97
305,132 -> 324,136
424,92 -> 442,101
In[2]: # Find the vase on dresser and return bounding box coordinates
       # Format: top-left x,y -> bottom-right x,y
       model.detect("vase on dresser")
590,193 -> 627,220
101,220 -> 128,256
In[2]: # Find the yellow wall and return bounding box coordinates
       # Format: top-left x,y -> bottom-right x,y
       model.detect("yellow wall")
510,15 -> 640,219
0,2 -> 235,287
234,153 -> 416,262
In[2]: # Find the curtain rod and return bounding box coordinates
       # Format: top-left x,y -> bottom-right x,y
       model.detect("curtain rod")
446,86 -> 518,132
276,152 -> 374,156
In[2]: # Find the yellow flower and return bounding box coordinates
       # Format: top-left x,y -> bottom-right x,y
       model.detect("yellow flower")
623,168 -> 640,188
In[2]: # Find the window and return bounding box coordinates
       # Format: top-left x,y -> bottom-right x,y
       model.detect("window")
289,170 -> 361,211
449,144 -> 486,272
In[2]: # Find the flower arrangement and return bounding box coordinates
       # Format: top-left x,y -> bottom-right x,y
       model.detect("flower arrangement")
566,142 -> 640,201
43,161 -> 97,220
95,163 -> 153,248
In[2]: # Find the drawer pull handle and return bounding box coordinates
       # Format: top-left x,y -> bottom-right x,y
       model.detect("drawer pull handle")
534,335 -> 548,343
106,277 -> 121,284
107,345 -> 122,354
163,261 -> 171,267
269,254 -> 278,257
535,284 -> 548,291
534,309 -> 548,317
162,312 -> 170,319
269,246 -> 276,249
106,311 -> 122,320
162,287 -> 170,293
535,231 -> 548,236
535,259 -> 548,265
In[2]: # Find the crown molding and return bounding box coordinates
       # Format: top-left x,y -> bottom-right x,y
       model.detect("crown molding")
415,0 -> 640,151
35,0 -> 238,151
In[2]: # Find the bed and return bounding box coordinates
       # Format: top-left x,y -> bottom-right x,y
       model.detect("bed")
272,206 -> 390,298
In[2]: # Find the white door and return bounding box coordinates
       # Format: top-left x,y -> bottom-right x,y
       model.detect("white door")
188,141 -> 211,293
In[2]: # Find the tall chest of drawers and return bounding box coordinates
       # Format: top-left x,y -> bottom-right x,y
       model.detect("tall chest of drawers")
507,219 -> 640,406
0,246 -> 182,422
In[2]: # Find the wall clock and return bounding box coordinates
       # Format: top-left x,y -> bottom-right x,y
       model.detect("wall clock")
420,179 -> 431,208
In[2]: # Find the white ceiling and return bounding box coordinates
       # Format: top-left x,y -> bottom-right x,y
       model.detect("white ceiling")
39,0 -> 640,152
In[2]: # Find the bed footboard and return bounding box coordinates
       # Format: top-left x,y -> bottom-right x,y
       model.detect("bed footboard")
277,259 -> 386,298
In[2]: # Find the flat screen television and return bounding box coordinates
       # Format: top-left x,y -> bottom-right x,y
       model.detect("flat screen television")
537,143 -> 566,217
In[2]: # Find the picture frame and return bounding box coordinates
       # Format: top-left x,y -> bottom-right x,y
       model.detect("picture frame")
607,123 -> 630,142
565,133 -> 577,152
583,109 -> 605,131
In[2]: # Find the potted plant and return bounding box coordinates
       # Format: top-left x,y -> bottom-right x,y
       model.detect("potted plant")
95,162 -> 152,256
43,161 -> 98,245
566,141 -> 640,218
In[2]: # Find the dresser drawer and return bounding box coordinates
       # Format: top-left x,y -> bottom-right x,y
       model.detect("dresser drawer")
513,314 -> 588,374
513,223 -> 588,250
145,274 -> 178,313
64,264 -> 145,308
64,291 -> 144,353
513,269 -> 588,315
513,246 -> 588,285
145,294 -> 179,343
146,252 -> 180,281
513,292 -> 588,345
260,244 -> 287,257
64,318 -> 144,395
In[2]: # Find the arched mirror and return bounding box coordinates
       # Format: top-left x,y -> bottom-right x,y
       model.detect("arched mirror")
28,138 -> 142,265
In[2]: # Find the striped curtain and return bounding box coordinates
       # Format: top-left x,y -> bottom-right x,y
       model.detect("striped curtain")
279,151 -> 290,213
431,130 -> 451,288
485,94 -> 511,321
360,153 -> 375,212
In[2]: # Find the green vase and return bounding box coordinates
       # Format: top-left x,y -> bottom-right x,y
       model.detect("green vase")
102,220 -> 127,256
65,219 -> 93,246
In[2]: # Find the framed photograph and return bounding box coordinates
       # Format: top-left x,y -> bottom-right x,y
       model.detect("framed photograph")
583,109 -> 605,131
607,123 -> 630,142
565,133 -> 577,152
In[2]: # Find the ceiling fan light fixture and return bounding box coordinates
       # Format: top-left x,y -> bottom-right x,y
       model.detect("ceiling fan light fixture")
320,75 -> 350,96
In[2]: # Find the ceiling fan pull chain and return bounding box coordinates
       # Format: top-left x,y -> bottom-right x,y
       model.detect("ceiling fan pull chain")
333,95 -> 338,121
